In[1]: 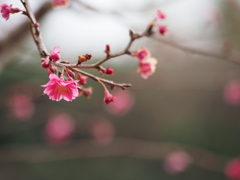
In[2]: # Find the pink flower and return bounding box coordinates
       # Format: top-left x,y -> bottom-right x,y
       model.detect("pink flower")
91,120 -> 115,145
45,113 -> 75,144
41,74 -> 79,101
105,67 -> 114,75
156,10 -> 166,21
105,90 -> 135,116
225,159 -> 240,179
77,73 -> 88,85
104,90 -> 115,104
164,151 -> 192,174
0,3 -> 21,21
158,26 -> 168,35
7,94 -> 35,120
137,57 -> 158,79
52,0 -> 70,8
223,81 -> 240,105
135,47 -> 151,61
49,46 -> 61,62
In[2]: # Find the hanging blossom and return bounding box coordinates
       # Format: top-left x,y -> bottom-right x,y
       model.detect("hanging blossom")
50,46 -> 61,62
134,47 -> 158,79
158,26 -> 168,36
52,0 -> 70,8
0,3 -> 22,21
42,74 -> 79,101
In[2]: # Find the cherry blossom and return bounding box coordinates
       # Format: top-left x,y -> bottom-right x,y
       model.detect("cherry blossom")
41,74 -> 79,101
135,47 -> 151,61
49,46 -> 61,62
137,57 -> 158,79
0,3 -> 21,21
158,26 -> 168,36
105,67 -> 114,75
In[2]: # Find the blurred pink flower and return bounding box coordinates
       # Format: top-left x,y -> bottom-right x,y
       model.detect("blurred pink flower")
0,3 -> 21,21
52,0 -> 70,8
45,114 -> 75,144
156,10 -> 166,21
7,94 -> 35,120
225,159 -> 240,180
223,81 -> 240,105
135,47 -> 151,62
105,90 -> 135,115
164,151 -> 192,174
137,57 -> 158,79
91,120 -> 115,145
49,46 -> 61,62
41,74 -> 79,101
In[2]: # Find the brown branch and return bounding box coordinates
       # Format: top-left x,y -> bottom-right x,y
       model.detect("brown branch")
151,37 -> 240,67
20,0 -> 133,90
0,1 -> 52,71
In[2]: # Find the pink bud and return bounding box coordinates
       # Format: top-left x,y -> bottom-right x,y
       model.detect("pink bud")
77,73 -> 88,85
158,26 -> 168,35
105,90 -> 135,115
67,69 -> 75,79
156,10 -> 166,21
104,90 -> 115,104
41,57 -> 50,69
49,46 -> 61,62
104,44 -> 111,55
34,22 -> 40,27
105,67 -> 114,75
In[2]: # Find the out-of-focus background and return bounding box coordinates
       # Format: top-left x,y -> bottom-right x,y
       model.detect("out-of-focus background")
1,0 -> 240,179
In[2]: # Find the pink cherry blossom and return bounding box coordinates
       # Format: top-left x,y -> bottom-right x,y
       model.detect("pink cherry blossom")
223,80 -> 240,105
52,0 -> 70,8
91,120 -> 115,145
137,57 -> 158,79
104,90 -> 115,104
225,159 -> 240,179
41,74 -> 79,101
164,151 -> 192,174
156,10 -> 166,21
0,3 -> 21,21
49,46 -> 61,62
45,113 -> 75,144
135,47 -> 151,61
105,90 -> 135,116
158,26 -> 168,35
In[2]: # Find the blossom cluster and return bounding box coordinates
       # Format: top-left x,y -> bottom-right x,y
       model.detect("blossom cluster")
0,1 -> 164,104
